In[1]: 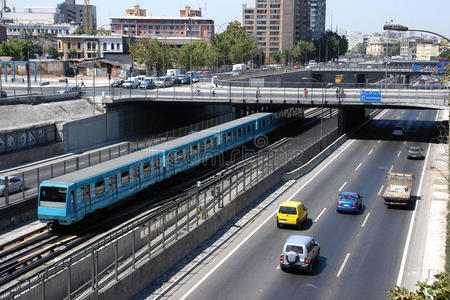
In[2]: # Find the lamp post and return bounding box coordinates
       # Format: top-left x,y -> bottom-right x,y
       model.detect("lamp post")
188,17 -> 193,92
302,77 -> 325,144
383,24 -> 450,42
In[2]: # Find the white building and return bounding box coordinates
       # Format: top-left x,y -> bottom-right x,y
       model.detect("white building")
6,22 -> 78,38
347,32 -> 364,50
3,7 -> 64,24
98,35 -> 124,58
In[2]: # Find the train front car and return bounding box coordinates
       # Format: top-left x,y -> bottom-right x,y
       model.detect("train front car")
38,181 -> 74,226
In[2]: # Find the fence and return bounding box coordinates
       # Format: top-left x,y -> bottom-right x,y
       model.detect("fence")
0,113 -> 235,207
0,114 -> 338,300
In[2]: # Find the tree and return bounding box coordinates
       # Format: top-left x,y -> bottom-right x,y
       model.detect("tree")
130,38 -> 176,75
291,41 -> 316,64
210,21 -> 258,66
45,45 -> 58,59
0,38 -> 36,60
391,43 -> 400,56
68,49 -> 77,59
73,27 -> 85,35
389,272 -> 449,299
177,40 -> 218,70
271,51 -> 282,64
282,49 -> 291,65
314,31 -> 348,62
353,43 -> 367,55
439,49 -> 450,59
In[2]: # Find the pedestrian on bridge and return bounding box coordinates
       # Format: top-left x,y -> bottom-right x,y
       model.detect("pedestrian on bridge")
303,88 -> 308,98
256,87 -> 261,100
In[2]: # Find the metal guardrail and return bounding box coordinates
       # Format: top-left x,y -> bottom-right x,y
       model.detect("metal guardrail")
0,110 -> 337,300
0,113 -> 235,208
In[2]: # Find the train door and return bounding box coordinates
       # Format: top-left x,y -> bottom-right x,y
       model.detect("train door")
109,175 -> 118,204
133,166 -> 141,191
76,187 -> 85,221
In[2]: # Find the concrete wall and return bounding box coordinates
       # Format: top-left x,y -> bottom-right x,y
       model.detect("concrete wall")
0,123 -> 56,154
0,142 -> 64,170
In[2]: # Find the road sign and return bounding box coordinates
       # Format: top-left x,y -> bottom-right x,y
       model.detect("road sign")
360,91 -> 381,102
411,65 -> 421,71
437,61 -> 448,73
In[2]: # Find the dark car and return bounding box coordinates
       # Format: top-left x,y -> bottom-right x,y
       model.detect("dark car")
171,76 -> 181,85
179,75 -> 190,84
111,80 -> 125,88
139,80 -> 155,89
0,91 -> 7,98
407,146 -> 424,159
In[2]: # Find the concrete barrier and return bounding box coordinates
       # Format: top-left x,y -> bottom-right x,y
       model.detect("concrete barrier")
0,142 -> 64,170
0,93 -> 81,105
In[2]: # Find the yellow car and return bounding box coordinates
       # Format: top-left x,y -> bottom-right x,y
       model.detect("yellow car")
277,201 -> 308,229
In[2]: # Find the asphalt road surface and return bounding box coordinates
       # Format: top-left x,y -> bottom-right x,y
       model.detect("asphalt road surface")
143,108 -> 437,300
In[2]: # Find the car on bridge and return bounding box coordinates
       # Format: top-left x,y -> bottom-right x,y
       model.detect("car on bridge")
392,126 -> 405,138
57,86 -> 86,95
111,80 -> 125,88
0,176 -> 24,196
0,90 -> 7,98
336,192 -> 362,213
280,235 -> 320,273
276,201 -> 308,229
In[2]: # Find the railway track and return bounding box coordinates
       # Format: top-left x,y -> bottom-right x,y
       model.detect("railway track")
0,108 -> 328,290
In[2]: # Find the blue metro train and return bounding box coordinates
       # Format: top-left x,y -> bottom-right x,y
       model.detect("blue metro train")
38,113 -> 279,226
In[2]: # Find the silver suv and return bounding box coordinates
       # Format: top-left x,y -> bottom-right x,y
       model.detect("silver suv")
280,235 -> 320,273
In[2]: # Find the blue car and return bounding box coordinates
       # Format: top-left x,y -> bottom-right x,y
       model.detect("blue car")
336,192 -> 362,213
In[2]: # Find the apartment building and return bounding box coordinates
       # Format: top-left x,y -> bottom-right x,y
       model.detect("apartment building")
242,0 -> 325,56
57,0 -> 97,31
110,6 -> 214,41
366,39 -> 397,57
57,35 -> 99,59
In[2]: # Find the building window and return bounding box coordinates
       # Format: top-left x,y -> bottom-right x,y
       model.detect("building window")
111,43 -> 114,50
117,43 -> 120,50
103,43 -> 107,50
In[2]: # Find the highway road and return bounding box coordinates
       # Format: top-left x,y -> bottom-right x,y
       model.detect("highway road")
137,108 -> 438,300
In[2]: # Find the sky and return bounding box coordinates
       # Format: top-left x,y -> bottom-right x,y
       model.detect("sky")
6,0 -> 450,38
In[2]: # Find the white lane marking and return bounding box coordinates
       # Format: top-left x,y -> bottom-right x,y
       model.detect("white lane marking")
361,212 -> 371,228
378,185 -> 384,196
368,149 -> 374,155
338,181 -> 347,192
396,116 -> 400,119
182,109 -> 391,299
396,112 -> 438,287
403,141 -> 407,145
389,165 -> 394,172
397,151 -> 401,157
314,208 -> 327,223
377,140 -> 381,144
336,253 -> 351,278
276,265 -> 280,270
355,163 -> 363,171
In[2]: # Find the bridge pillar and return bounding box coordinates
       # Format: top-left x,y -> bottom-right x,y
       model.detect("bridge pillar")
338,108 -> 367,134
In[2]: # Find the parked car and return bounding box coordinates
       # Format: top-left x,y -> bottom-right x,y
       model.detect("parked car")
57,86 -> 86,95
0,176 -> 24,196
336,192 -> 362,213
392,126 -> 405,137
0,90 -> 7,98
154,76 -> 173,88
139,80 -> 155,89
179,75 -> 191,84
122,79 -> 139,89
276,201 -> 308,229
170,76 -> 181,85
407,146 -> 424,159
111,80 -> 125,88
185,71 -> 200,83
280,235 -> 320,273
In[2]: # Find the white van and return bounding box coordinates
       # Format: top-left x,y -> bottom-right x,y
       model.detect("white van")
166,69 -> 182,77
122,77 -> 139,89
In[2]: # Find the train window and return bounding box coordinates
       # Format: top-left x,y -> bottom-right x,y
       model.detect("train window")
227,132 -> 232,141
200,142 -> 205,153
213,137 -> 217,147
86,185 -> 90,198
206,139 -> 211,149
185,148 -> 190,159
108,177 -> 113,189
193,145 -> 198,154
222,134 -> 226,143
247,125 -> 251,133
238,128 -> 242,137
81,187 -> 85,200
95,180 -> 105,195
169,153 -> 175,164
121,170 -> 130,184
143,162 -> 151,175
154,158 -> 160,170
263,119 -> 266,127
177,150 -> 183,161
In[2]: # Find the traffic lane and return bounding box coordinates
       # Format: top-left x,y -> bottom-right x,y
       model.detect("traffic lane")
177,111 -> 409,299
322,109 -> 437,300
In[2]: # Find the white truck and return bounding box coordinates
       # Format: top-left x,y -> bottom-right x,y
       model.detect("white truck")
382,172 -> 414,207
166,69 -> 182,77
232,64 -> 247,75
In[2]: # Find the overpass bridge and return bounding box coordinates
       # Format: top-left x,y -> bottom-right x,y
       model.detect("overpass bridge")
103,82 -> 448,111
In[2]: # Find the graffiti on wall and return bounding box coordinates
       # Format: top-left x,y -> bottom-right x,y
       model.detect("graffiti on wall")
0,125 -> 55,154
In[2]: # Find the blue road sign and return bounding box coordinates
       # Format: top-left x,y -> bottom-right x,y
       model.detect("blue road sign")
437,62 -> 448,73
360,91 -> 382,102
411,65 -> 421,71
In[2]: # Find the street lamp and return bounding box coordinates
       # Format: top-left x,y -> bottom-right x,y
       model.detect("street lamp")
188,17 -> 193,92
383,24 -> 450,42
